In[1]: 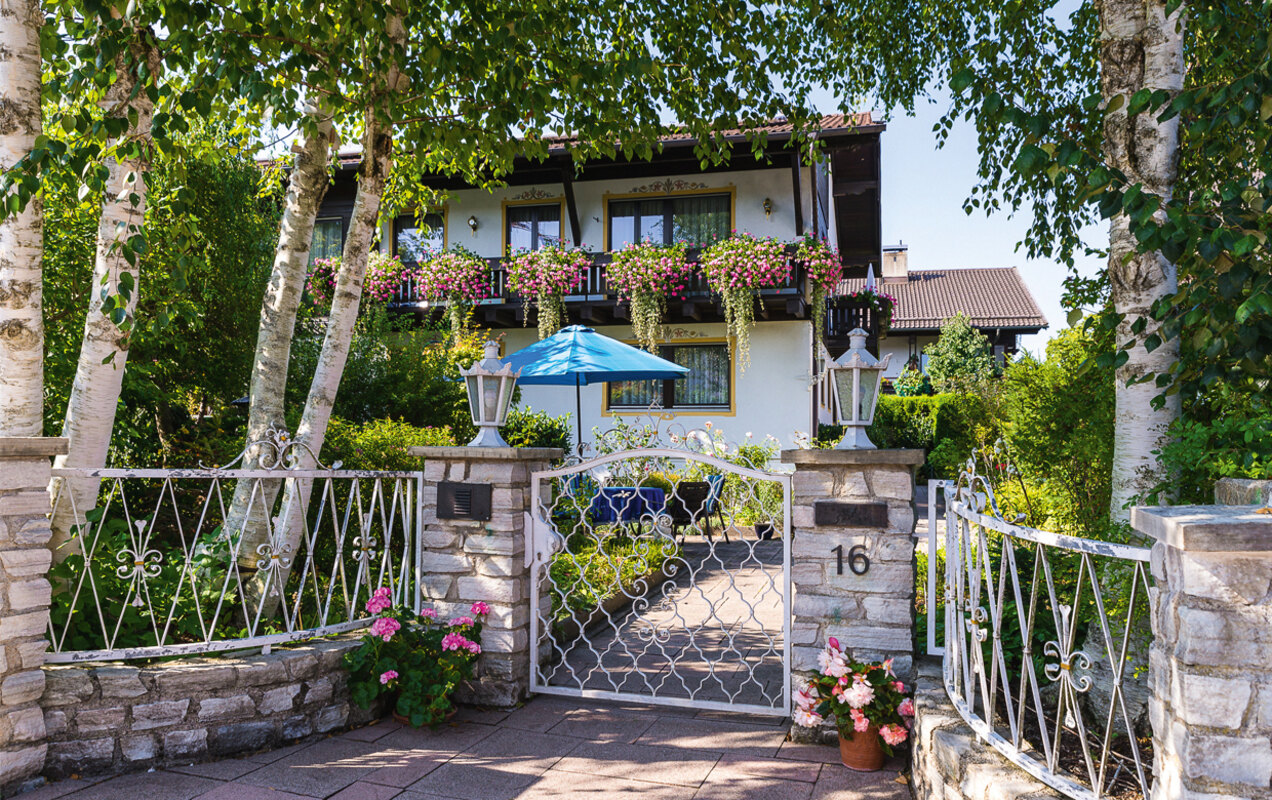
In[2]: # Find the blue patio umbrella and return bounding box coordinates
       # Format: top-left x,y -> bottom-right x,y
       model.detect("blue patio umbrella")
502,325 -> 689,451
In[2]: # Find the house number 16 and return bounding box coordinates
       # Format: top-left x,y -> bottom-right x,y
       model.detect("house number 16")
832,544 -> 870,576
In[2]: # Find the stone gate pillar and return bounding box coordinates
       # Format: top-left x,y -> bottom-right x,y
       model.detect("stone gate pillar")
780,448 -> 923,698
1133,506 -> 1272,800
408,446 -> 561,707
0,438 -> 66,795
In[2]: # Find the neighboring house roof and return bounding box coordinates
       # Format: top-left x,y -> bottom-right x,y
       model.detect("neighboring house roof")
837,267 -> 1048,332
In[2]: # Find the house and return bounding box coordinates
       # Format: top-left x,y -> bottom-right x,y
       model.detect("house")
310,114 -> 884,450
834,244 -> 1048,380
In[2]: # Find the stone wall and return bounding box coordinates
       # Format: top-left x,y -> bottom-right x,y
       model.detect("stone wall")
1215,477 -> 1272,505
780,448 -> 923,682
911,658 -> 1063,800
0,438 -> 66,796
39,637 -> 375,779
410,446 -> 562,707
1133,506 -> 1272,800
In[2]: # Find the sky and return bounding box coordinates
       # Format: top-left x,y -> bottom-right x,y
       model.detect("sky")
829,92 -> 1106,355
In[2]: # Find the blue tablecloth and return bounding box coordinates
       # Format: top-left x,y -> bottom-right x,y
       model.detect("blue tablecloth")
587,486 -> 666,524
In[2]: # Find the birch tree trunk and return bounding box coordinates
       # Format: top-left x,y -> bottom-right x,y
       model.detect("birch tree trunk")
244,13 -> 407,615
226,115 -> 335,585
0,0 -> 45,438
1100,0 -> 1185,520
49,31 -> 161,555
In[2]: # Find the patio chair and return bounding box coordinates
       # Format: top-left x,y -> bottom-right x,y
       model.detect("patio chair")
587,486 -> 666,536
670,475 -> 729,543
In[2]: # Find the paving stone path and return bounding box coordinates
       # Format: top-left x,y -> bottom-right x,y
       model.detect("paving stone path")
25,696 -> 911,799
540,538 -> 786,708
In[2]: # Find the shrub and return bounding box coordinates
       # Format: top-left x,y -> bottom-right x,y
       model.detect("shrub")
892,366 -> 932,396
924,313 -> 996,392
1152,385 -> 1272,504
1000,325 -> 1115,535
323,418 -> 455,471
928,393 -> 996,479
501,407 -> 574,457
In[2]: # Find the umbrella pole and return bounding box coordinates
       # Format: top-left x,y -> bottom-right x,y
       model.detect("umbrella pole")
575,377 -> 583,456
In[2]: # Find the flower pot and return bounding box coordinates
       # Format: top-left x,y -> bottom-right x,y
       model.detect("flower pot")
392,707 -> 457,727
839,727 -> 885,772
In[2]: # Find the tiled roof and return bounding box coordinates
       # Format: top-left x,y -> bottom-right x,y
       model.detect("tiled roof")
837,267 -> 1048,332
320,113 -> 877,166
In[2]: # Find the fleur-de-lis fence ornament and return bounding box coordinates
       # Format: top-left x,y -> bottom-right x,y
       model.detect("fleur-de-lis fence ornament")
1043,604 -> 1093,694
116,540 -> 164,608
352,536 -> 378,562
254,542 -> 294,598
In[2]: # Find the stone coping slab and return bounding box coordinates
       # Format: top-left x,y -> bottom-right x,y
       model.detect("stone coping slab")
1215,477 -> 1272,505
407,446 -> 564,461
0,436 -> 69,457
779,448 -> 924,466
1132,505 -> 1272,552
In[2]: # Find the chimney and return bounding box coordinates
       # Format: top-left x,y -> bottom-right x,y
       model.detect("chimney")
881,242 -> 908,282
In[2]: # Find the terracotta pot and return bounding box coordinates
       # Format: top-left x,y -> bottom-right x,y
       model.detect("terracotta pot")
839,726 -> 886,772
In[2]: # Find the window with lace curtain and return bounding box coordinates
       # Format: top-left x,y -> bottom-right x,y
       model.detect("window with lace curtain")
609,343 -> 731,410
310,218 -> 343,263
608,193 -> 731,250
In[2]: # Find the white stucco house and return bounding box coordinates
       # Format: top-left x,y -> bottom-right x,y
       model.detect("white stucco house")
307,114 -> 1044,451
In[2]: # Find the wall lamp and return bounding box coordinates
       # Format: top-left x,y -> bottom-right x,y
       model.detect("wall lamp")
467,215 -> 479,232
762,197 -> 773,218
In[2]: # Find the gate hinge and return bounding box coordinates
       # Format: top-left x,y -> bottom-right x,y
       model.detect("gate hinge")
523,511 -> 558,569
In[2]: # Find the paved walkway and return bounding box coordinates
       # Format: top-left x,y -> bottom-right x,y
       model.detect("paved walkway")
24,696 -> 911,800
540,539 -> 785,709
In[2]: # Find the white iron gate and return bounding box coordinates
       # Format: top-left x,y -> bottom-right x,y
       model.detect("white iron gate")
525,448 -> 791,716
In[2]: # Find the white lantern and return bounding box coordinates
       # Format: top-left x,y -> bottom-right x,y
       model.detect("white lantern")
830,328 -> 891,449
459,341 -> 520,447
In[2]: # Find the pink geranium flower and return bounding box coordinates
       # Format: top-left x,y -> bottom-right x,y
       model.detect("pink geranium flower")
449,616 -> 475,628
419,608 -> 438,619
369,617 -> 400,642
379,670 -> 398,685
470,601 -> 490,616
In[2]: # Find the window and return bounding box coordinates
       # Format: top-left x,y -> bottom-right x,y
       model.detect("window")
608,343 -> 730,410
608,193 -> 730,249
394,212 -> 445,263
505,203 -> 562,252
311,218 -> 343,262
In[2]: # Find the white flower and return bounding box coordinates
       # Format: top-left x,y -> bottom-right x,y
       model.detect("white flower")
842,681 -> 875,709
793,708 -> 823,728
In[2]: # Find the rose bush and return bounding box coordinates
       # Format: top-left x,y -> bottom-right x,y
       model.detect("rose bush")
793,636 -> 914,755
344,587 -> 490,726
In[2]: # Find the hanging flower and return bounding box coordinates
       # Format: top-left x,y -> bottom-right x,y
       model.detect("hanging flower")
414,247 -> 491,335
699,233 -> 790,371
305,252 -> 419,309
797,236 -> 843,350
606,241 -> 693,351
505,245 -> 591,338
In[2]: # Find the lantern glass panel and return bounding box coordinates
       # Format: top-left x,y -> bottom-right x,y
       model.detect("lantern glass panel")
466,375 -> 480,423
482,376 -> 501,422
833,368 -> 858,424
858,368 -> 880,424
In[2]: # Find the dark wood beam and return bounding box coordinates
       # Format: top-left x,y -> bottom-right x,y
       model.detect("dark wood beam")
561,167 -> 582,247
681,301 -> 701,321
612,304 -> 629,321
786,297 -> 807,318
790,152 -> 805,237
579,304 -> 608,325
832,179 -> 880,197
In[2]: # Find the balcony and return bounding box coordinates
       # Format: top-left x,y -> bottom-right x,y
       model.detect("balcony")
388,250 -> 812,329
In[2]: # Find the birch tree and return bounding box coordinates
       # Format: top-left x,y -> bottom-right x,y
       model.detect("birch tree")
799,0 -> 1258,519
49,24 -> 162,553
0,0 -> 44,438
